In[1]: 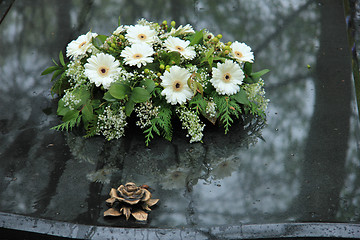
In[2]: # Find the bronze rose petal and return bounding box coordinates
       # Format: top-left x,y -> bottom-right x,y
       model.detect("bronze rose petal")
146,198 -> 160,207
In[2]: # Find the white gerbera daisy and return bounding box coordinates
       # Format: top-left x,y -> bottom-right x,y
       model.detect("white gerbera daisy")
113,25 -> 125,35
84,53 -> 121,89
66,31 -> 98,59
230,41 -> 254,63
169,24 -> 195,36
210,60 -> 244,95
120,43 -> 154,68
125,24 -> 157,45
164,36 -> 196,60
160,66 -> 193,105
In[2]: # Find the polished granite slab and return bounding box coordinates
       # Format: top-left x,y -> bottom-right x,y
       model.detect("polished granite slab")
0,0 -> 360,239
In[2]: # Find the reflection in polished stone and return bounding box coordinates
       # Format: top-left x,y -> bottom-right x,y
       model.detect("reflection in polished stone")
0,0 -> 359,230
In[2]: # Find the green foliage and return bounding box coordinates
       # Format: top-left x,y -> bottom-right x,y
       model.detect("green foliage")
51,114 -> 82,131
243,63 -> 270,84
231,90 -> 250,105
59,51 -> 66,67
131,87 -> 151,103
189,94 -> 207,114
188,29 -> 204,46
81,100 -> 96,129
92,35 -> 108,49
213,94 -> 243,134
187,74 -> 204,96
83,119 -> 98,138
143,105 -> 173,146
108,82 -> 152,116
142,78 -> 155,93
50,72 -> 69,96
251,69 -> 270,82
41,51 -> 68,96
109,83 -> 131,100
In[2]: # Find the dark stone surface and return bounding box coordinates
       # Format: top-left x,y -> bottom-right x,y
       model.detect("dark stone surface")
0,0 -> 360,238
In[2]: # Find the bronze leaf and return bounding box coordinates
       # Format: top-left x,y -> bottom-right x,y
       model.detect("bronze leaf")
104,208 -> 122,217
122,207 -> 131,220
132,210 -> 148,221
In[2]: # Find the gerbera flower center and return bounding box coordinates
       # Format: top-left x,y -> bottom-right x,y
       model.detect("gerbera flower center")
172,80 -> 183,91
98,66 -> 110,76
223,73 -> 232,82
133,53 -> 143,59
138,33 -> 147,40
234,51 -> 243,58
176,46 -> 184,52
79,41 -> 87,48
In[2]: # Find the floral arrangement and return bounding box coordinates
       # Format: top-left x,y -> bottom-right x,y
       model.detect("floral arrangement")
42,19 -> 269,145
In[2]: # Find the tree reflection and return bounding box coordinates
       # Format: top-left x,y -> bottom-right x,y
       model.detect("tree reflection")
296,0 -> 351,221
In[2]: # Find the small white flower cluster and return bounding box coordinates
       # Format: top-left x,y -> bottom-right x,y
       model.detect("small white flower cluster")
134,101 -> 160,129
176,107 -> 205,143
205,100 -> 217,118
96,106 -> 127,141
243,78 -> 269,112
65,61 -> 88,87
62,90 -> 81,110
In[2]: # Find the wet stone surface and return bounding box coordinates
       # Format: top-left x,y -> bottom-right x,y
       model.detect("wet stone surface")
0,0 -> 360,238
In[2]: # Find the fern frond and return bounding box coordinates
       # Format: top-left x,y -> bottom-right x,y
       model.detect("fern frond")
214,95 -> 243,134
83,119 -> 98,138
51,115 -> 82,132
189,94 -> 207,114
143,106 -> 173,146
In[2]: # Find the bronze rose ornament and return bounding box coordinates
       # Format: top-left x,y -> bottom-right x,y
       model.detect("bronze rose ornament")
104,182 -> 159,221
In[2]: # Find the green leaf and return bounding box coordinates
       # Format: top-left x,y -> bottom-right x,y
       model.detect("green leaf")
57,99 -> 70,116
205,47 -> 214,59
131,87 -> 150,103
92,34 -> 108,49
109,83 -> 131,99
243,62 -> 253,76
250,69 -> 270,82
169,51 -> 181,65
62,110 -> 79,122
204,46 -> 214,67
189,30 -> 204,46
125,100 -> 135,116
52,58 -> 59,66
51,69 -> 64,82
59,51 -> 66,67
103,91 -> 117,102
76,87 -> 91,108
41,66 -> 61,75
231,90 -> 250,105
81,100 -> 95,128
141,78 -> 155,93
212,56 -> 227,62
